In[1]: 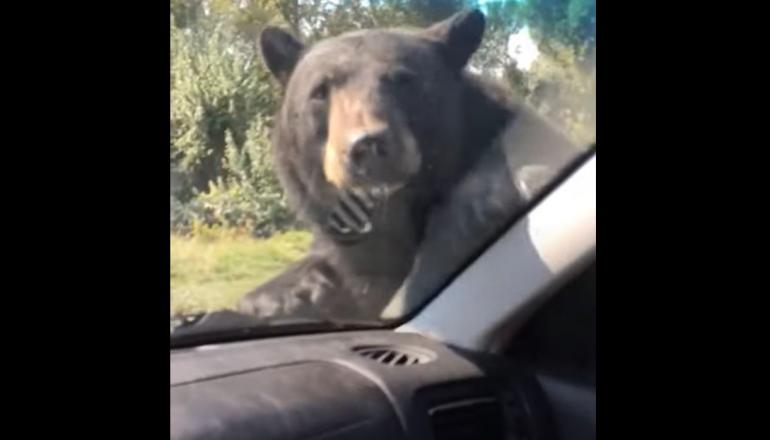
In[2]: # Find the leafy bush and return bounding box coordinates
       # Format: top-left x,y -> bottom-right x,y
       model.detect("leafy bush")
171,10 -> 296,236
172,120 -> 298,236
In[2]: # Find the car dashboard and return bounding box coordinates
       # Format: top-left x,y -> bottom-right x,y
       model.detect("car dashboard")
170,330 -> 553,440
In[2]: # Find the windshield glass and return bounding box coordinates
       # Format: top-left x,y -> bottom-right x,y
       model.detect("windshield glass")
170,0 -> 595,340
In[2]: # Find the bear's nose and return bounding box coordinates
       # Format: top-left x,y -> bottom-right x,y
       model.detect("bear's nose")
348,130 -> 388,169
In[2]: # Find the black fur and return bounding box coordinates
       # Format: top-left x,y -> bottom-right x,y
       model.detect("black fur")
238,10 -> 576,320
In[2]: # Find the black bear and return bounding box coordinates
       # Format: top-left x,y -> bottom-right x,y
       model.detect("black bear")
237,9 -> 577,320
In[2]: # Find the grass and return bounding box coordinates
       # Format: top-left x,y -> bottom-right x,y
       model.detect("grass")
171,228 -> 312,315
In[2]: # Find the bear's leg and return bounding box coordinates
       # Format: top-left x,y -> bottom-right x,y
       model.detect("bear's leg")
382,107 -> 579,318
381,146 -> 523,317
238,254 -> 361,320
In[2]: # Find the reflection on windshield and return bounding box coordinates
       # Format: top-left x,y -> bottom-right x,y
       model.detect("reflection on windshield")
170,0 -> 595,335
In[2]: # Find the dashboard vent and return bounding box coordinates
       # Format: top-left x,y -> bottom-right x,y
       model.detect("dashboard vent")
352,345 -> 435,366
428,397 -> 506,440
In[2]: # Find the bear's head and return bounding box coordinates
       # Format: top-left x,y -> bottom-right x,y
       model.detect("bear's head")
260,10 -> 486,236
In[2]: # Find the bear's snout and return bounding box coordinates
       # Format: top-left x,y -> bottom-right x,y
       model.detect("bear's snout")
323,86 -> 420,189
328,124 -> 418,189
348,129 -> 389,170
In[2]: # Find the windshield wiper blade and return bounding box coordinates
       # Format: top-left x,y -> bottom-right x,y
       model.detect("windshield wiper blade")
170,310 -> 385,348
171,310 -> 266,336
257,316 -> 385,328
170,312 -> 206,333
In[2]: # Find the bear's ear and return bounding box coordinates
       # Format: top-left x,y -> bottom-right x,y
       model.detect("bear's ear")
423,9 -> 486,70
259,26 -> 304,87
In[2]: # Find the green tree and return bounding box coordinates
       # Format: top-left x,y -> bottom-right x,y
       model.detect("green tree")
171,6 -> 294,235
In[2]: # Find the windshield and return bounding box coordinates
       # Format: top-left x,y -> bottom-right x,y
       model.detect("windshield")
170,0 -> 595,341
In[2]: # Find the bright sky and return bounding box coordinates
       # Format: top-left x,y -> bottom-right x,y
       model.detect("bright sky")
506,26 -> 539,70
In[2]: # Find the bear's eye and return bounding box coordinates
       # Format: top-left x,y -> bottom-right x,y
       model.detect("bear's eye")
387,69 -> 417,87
310,81 -> 329,102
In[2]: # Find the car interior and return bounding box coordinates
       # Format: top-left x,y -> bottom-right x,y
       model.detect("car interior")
170,151 -> 596,440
